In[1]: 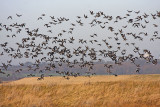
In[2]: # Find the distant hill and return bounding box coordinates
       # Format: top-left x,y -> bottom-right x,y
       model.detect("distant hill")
0,59 -> 160,81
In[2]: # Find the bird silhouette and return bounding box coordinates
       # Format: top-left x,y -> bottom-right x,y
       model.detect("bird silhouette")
0,10 -> 159,80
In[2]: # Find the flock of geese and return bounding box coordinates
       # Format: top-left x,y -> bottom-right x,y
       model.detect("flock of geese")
0,10 -> 160,80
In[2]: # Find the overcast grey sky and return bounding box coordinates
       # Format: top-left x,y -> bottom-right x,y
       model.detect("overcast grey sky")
0,0 -> 160,65
0,0 -> 160,17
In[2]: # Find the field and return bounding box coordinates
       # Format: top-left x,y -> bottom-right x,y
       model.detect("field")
0,75 -> 160,107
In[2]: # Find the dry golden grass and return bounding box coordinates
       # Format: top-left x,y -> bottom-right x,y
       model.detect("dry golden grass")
0,74 -> 160,107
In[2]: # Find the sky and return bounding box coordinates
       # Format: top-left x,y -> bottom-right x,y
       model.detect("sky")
0,0 -> 160,17
0,0 -> 160,65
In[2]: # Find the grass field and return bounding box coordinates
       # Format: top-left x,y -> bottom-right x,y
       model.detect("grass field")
0,74 -> 160,107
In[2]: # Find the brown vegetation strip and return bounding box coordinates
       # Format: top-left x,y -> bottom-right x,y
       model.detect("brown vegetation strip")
0,75 -> 160,107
